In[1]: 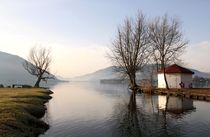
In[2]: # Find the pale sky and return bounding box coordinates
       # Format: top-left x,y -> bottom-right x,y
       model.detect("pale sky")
0,0 -> 210,78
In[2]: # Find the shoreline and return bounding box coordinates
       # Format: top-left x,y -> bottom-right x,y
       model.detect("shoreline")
153,88 -> 210,101
0,88 -> 53,137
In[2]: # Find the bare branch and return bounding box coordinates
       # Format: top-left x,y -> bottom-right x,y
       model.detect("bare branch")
23,46 -> 53,87
109,12 -> 150,90
148,15 -> 188,89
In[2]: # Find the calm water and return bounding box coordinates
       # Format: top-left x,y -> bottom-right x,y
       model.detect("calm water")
40,82 -> 210,137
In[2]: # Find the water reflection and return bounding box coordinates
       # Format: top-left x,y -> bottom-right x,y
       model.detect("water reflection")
115,92 -> 141,137
113,94 -> 196,137
41,83 -> 210,137
158,96 -> 195,114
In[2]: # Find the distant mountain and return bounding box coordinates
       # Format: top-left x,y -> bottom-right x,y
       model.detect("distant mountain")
191,69 -> 210,78
0,51 -> 60,86
70,65 -> 210,82
70,66 -> 144,82
70,66 -> 123,81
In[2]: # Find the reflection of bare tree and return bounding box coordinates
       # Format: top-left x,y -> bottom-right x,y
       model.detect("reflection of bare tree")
113,94 -> 195,137
114,92 -> 141,137
127,92 -> 142,137
161,95 -> 169,137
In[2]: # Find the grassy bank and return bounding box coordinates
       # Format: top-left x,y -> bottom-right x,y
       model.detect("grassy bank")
0,88 -> 53,137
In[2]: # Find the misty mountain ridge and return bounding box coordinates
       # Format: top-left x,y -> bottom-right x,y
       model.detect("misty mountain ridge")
69,66 -> 123,81
70,65 -> 151,82
1,50 -> 209,85
0,51 -> 59,86
190,69 -> 210,78
70,65 -> 210,82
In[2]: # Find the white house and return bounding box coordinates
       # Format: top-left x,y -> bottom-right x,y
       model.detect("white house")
158,64 -> 194,89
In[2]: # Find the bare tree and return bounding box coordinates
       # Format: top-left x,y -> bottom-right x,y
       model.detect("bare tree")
23,46 -> 54,87
109,13 -> 150,92
149,15 -> 188,89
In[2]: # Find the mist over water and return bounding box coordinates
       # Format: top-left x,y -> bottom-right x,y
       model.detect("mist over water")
41,82 -> 210,137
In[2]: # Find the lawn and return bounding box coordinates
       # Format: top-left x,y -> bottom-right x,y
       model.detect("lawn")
0,88 -> 53,137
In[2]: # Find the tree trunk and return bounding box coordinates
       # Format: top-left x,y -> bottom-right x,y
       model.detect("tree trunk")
128,72 -> 140,96
161,59 -> 169,90
163,67 -> 169,90
34,76 -> 42,87
129,73 -> 138,89
161,59 -> 165,70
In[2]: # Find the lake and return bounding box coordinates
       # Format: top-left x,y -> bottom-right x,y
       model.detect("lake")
40,82 -> 210,137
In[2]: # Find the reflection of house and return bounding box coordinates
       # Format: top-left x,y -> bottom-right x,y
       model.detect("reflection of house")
158,64 -> 194,89
158,96 -> 194,114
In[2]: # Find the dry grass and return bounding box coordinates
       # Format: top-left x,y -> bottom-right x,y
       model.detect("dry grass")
0,88 -> 52,137
140,80 -> 155,94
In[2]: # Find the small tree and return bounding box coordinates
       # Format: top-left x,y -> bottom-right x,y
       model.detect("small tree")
23,46 -> 53,87
149,15 -> 188,89
109,13 -> 150,92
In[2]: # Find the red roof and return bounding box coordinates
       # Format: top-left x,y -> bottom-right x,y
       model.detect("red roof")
158,64 -> 194,74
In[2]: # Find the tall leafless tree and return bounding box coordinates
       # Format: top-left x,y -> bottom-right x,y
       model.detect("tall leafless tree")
149,15 -> 188,89
109,13 -> 150,92
23,46 -> 54,87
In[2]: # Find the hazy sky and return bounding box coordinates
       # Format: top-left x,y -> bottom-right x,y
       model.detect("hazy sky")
0,0 -> 210,78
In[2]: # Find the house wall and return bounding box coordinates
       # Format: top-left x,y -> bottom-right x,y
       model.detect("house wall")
158,73 -> 193,89
158,73 -> 181,88
158,74 -> 166,88
181,74 -> 193,88
166,74 -> 181,88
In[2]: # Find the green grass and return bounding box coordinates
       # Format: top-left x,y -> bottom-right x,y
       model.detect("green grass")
0,88 -> 53,137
